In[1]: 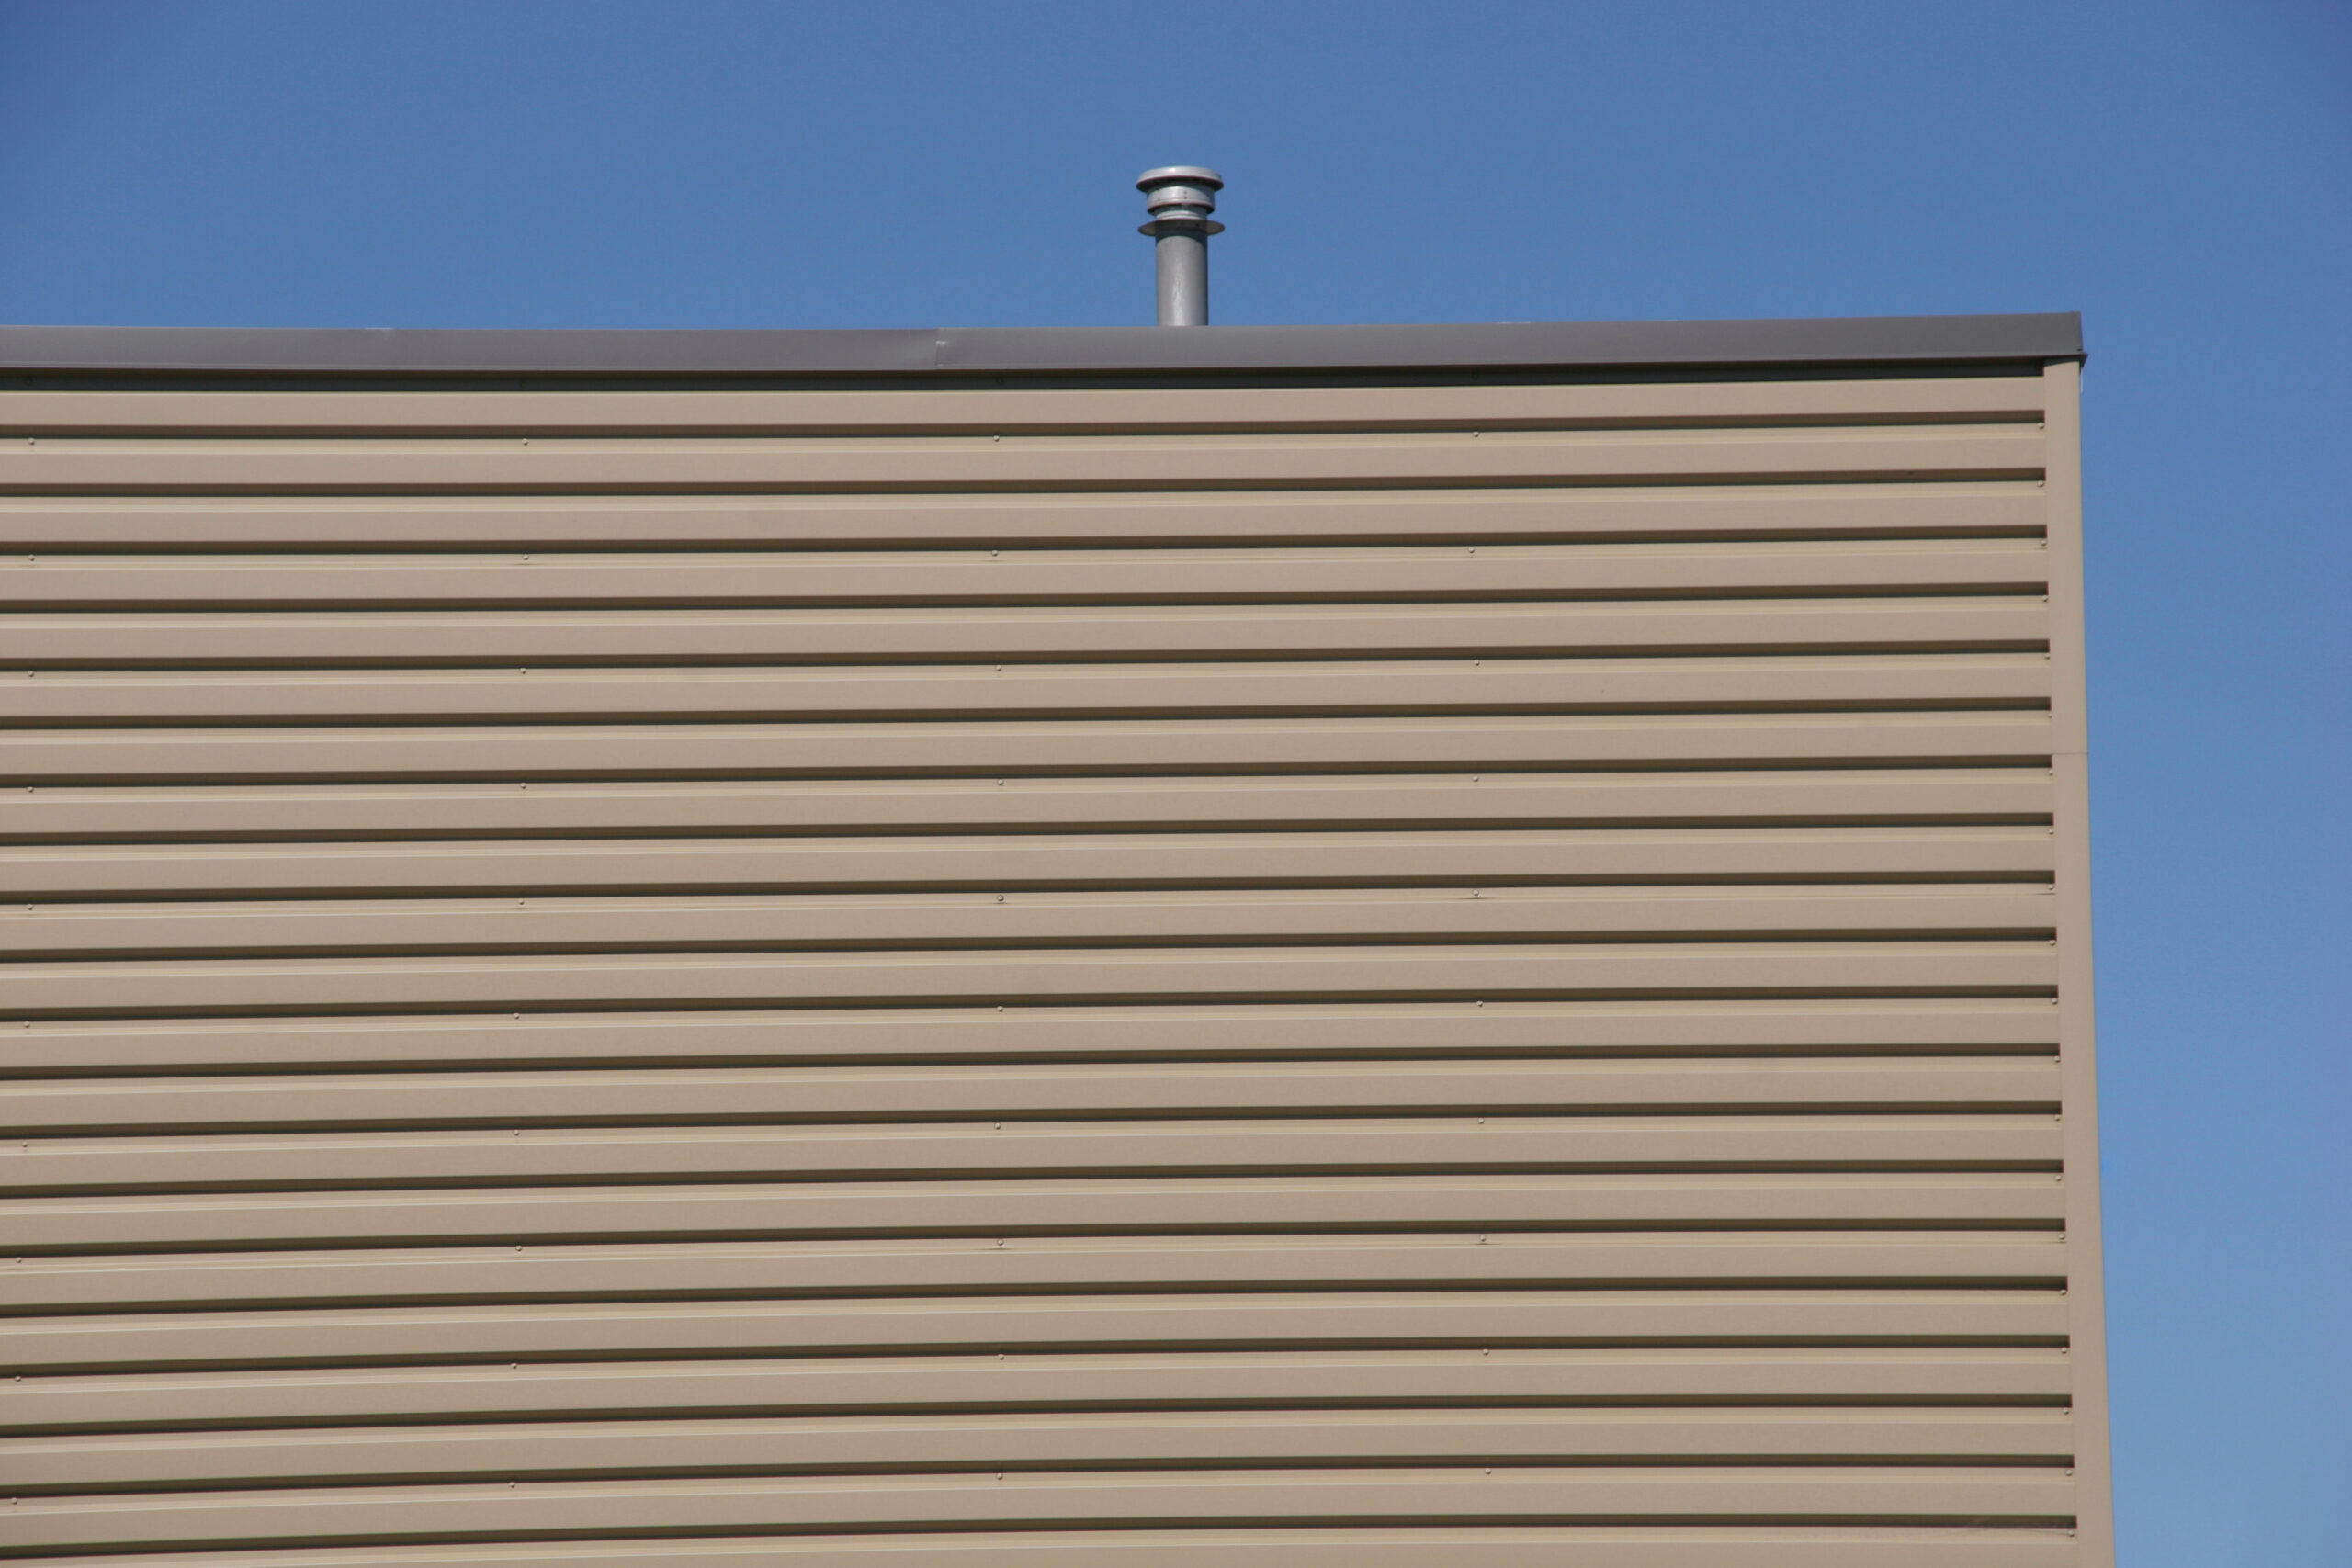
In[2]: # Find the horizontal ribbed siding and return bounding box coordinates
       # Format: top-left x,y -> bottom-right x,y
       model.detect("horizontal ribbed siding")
0,372 -> 2097,1565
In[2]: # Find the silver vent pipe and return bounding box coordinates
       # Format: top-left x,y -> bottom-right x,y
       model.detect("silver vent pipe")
1136,167 -> 1223,326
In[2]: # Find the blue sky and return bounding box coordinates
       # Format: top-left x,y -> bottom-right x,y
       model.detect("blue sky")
3,1 -> 2346,1559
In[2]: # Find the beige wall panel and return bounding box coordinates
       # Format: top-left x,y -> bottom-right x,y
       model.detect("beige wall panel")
0,656 -> 2054,725
0,600 -> 2053,668
7,999 -> 2065,1072
0,1467 -> 2077,1552
1,828 -> 2062,898
2,1177 -> 2069,1252
11,1235 -> 2071,1314
0,770 -> 2057,843
0,542 -> 2052,607
9,1348 -> 2075,1431
0,1529 -> 2090,1568
0,426 -> 2044,494
2031,359 -> 2113,1565
6,1121 -> 2071,1191
4,888 -> 2060,959
5,1058 -> 2064,1133
0,376 -> 2048,434
3,1408 -> 2076,1492
1,942 -> 2062,1017
2,716 -> 2061,787
0,356 -> 2099,1561
4,1290 -> 2076,1371
0,483 -> 2049,548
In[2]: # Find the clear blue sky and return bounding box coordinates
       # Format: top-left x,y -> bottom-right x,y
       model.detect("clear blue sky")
4,2 -> 2346,1560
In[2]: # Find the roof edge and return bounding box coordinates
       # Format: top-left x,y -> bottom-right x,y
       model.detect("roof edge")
0,314 -> 2082,378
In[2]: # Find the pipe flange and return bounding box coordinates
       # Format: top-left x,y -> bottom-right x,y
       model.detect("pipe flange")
1137,217 -> 1226,237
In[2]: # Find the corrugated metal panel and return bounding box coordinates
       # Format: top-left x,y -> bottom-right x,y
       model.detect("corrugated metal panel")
0,364 -> 2104,1565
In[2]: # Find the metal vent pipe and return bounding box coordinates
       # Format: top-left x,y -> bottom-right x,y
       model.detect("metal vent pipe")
1136,167 -> 1223,326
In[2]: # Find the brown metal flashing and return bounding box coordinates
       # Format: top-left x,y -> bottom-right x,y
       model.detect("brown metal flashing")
0,313 -> 2082,380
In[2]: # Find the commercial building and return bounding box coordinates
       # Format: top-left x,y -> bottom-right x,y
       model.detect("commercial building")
0,280 -> 2108,1562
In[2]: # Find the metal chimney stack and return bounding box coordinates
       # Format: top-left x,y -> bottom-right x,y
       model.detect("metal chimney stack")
1136,167 -> 1223,326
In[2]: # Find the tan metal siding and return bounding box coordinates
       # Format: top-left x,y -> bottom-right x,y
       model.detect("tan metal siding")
0,374 -> 2100,1565
2040,361 -> 2114,1565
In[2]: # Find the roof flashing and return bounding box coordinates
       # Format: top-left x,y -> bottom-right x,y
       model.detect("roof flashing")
0,313 -> 2081,380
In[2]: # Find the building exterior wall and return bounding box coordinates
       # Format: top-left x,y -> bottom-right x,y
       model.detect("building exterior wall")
0,334 -> 2109,1564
